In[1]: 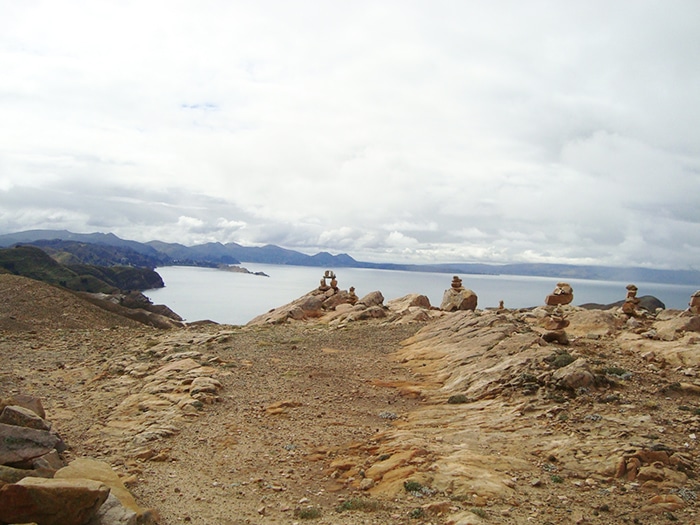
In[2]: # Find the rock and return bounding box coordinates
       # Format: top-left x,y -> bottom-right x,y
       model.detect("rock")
56,458 -> 158,523
0,464 -> 40,483
0,422 -> 61,464
541,330 -> 569,345
87,492 -> 138,525
654,315 -> 700,341
358,291 -> 384,308
359,477 -> 375,490
387,294 -> 432,312
441,288 -> 478,311
690,290 -> 700,314
545,283 -> 573,306
0,477 -> 109,525
0,405 -> 52,431
0,395 -> 46,419
551,358 -> 595,390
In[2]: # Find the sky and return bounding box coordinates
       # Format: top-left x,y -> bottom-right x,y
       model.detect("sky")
1,1 -> 699,269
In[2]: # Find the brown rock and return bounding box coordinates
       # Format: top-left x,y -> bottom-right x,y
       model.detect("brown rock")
358,291 -> 384,308
0,405 -> 52,431
690,290 -> 700,314
551,358 -> 595,390
1,395 -> 46,419
440,288 -> 478,311
0,477 -> 109,525
56,458 -> 156,523
0,422 -> 61,464
545,283 -> 574,306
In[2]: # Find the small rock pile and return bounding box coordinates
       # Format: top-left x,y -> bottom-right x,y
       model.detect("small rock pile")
0,395 -> 156,525
439,275 -> 478,311
545,282 -> 574,306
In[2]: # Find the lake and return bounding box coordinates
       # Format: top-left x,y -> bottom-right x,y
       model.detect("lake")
143,264 -> 699,326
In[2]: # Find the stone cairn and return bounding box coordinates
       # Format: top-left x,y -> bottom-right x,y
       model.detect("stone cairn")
689,290 -> 700,315
440,276 -> 478,312
545,282 -> 574,306
621,284 -> 641,316
0,395 -> 156,525
318,270 -> 338,292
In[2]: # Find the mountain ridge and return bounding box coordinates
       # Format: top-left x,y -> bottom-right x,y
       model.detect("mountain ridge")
1,229 -> 698,286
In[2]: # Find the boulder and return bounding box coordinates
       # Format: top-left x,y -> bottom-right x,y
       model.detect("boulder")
545,282 -> 574,306
0,422 -> 61,465
387,294 -> 431,312
87,492 -> 138,525
552,358 -> 595,390
0,477 -> 109,525
55,458 -> 157,523
440,288 -> 477,312
0,395 -> 46,419
358,291 -> 384,308
0,405 -> 52,431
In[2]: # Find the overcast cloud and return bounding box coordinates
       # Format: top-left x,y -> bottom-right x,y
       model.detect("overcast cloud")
1,1 -> 699,269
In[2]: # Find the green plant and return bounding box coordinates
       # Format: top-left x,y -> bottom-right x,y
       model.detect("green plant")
601,366 -> 627,377
471,508 -> 487,518
447,394 -> 469,404
551,353 -> 575,369
404,480 -> 424,492
294,507 -> 322,519
550,475 -> 563,483
409,508 -> 425,519
336,498 -> 383,512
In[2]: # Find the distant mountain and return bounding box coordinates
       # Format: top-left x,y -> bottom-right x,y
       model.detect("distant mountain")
0,245 -> 163,292
146,240 -> 240,265
25,239 -> 171,268
1,229 -> 699,286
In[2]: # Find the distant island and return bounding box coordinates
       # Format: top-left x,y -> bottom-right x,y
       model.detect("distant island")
0,229 -> 699,286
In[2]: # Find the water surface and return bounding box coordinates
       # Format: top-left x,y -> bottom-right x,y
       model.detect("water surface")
144,264 -> 698,325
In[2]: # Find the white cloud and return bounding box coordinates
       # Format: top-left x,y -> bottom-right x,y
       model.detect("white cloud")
1,1 -> 699,269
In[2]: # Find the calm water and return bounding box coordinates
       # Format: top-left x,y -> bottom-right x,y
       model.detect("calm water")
144,264 -> 698,325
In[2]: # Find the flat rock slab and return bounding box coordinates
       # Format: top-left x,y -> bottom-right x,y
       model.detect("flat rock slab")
0,477 -> 109,525
0,422 -> 60,464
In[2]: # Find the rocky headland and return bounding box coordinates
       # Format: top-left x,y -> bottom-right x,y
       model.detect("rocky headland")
1,272 -> 700,524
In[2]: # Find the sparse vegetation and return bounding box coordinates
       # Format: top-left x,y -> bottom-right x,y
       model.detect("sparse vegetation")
600,366 -> 628,377
404,480 -> 424,492
550,352 -> 575,369
336,498 -> 383,512
294,507 -> 322,519
447,394 -> 469,404
471,507 -> 488,518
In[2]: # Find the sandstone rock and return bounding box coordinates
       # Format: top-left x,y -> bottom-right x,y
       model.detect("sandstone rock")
0,463 -> 39,483
0,405 -> 52,431
0,422 -> 61,465
87,492 -> 137,525
654,315 -> 700,340
545,282 -> 573,306
0,395 -> 46,419
358,291 -> 384,307
0,477 -> 109,525
387,294 -> 431,312
440,288 -> 477,311
541,330 -> 569,345
690,290 -> 700,314
56,458 -> 157,523
551,358 -> 595,390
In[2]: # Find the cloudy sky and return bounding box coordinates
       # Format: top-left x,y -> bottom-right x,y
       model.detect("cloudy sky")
1,1 -> 699,269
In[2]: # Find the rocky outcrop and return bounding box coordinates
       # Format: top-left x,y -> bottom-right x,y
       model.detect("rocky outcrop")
440,276 -> 478,311
0,395 -> 157,525
327,305 -> 700,523
1,477 -> 110,525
